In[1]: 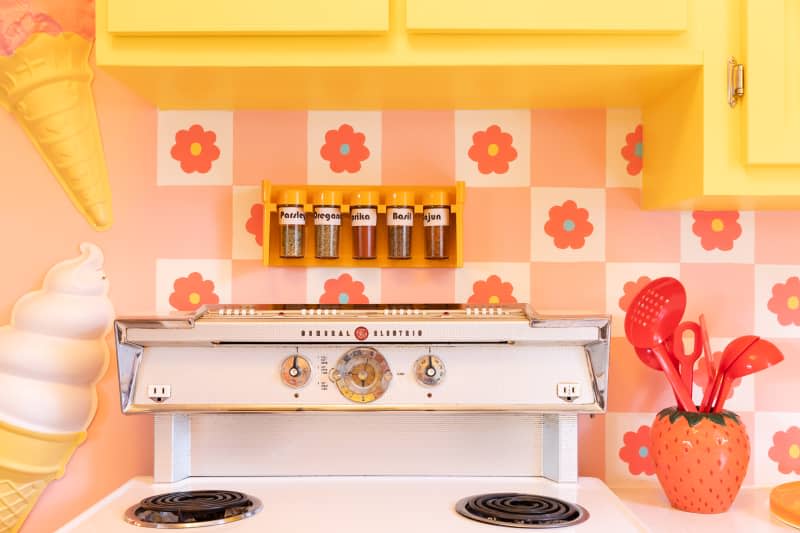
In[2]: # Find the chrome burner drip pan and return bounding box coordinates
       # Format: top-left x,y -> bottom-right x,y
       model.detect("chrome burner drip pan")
455,493 -> 589,529
124,490 -> 262,529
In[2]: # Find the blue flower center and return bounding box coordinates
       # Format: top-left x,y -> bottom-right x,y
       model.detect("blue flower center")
634,142 -> 643,158
638,446 -> 649,458
339,143 -> 351,156
562,219 -> 576,232
338,292 -> 350,304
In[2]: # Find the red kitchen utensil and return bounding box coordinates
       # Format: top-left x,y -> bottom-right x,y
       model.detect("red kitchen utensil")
673,321 -> 702,391
625,277 -> 696,412
635,338 -> 681,404
701,335 -> 760,412
713,338 -> 783,412
699,314 -> 714,383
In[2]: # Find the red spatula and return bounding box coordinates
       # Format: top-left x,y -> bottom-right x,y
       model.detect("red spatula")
625,277 -> 696,412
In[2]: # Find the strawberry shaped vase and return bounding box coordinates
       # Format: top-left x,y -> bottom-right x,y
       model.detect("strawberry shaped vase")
650,407 -> 750,514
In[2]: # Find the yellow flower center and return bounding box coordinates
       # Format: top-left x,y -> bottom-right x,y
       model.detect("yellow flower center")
487,143 -> 500,157
790,444 -> 800,459
189,292 -> 201,305
711,218 -> 725,232
190,142 -> 203,156
788,296 -> 800,311
488,295 -> 500,304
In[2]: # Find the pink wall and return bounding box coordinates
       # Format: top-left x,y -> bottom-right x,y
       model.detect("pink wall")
3,66 -> 800,531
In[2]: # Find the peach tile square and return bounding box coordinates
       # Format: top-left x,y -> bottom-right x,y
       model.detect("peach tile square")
530,262 -> 605,313
579,414 -> 605,479
232,261 -> 306,304
679,263 -> 754,338
753,411 -> 800,485
454,262 -> 530,304
306,268 -> 381,304
155,259 -> 233,314
307,111 -> 382,185
157,111 -> 233,186
754,265 -> 800,338
531,187 -> 606,262
232,186 -> 262,260
381,269 -> 455,303
605,262 -> 681,337
455,110 -> 531,187
463,188 -> 530,262
754,339 -> 800,411
531,109 -> 605,188
605,108 -> 642,188
608,337 -> 681,413
680,210 -> 755,263
382,111 -> 454,186
604,412 -> 660,488
233,111 -> 307,185
605,188 -> 680,262
755,211 -> 800,264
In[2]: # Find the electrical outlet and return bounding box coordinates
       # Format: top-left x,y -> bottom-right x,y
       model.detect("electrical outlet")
147,385 -> 171,402
556,383 -> 581,402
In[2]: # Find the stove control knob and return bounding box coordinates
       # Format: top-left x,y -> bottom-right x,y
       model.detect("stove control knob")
280,355 -> 312,388
413,355 -> 446,387
330,347 -> 392,403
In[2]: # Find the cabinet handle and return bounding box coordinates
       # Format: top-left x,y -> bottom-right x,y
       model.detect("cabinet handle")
728,57 -> 744,108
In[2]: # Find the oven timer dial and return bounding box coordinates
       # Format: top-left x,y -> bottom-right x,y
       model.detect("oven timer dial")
280,355 -> 312,388
413,355 -> 446,387
329,347 -> 392,403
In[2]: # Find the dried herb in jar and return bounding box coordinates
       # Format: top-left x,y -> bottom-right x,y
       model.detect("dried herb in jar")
313,190 -> 342,259
386,191 -> 415,259
422,190 -> 450,260
350,190 -> 379,260
277,189 -> 307,258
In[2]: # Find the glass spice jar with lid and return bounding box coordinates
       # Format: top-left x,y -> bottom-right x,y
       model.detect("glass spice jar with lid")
313,190 -> 343,259
277,189 -> 307,258
422,190 -> 450,260
350,190 -> 379,260
386,190 -> 414,259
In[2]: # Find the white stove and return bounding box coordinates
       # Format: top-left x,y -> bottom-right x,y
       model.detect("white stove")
57,304 -> 646,531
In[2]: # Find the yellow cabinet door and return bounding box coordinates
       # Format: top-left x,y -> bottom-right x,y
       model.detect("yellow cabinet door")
406,0 -> 688,33
745,0 -> 800,164
107,0 -> 388,35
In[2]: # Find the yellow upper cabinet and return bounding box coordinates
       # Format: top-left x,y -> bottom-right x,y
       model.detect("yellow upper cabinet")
406,0 -> 688,33
107,0 -> 389,34
744,0 -> 800,165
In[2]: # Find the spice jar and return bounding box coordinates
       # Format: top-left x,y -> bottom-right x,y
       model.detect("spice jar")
313,190 -> 343,259
277,189 -> 307,258
350,190 -> 379,260
386,190 -> 414,259
422,190 -> 450,260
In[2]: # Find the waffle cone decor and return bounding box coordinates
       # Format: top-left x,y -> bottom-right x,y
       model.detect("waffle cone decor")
0,32 -> 113,230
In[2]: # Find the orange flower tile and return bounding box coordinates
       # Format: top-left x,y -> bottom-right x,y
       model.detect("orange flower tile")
170,124 -> 221,173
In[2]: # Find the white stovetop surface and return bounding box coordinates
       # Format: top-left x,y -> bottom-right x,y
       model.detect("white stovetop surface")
58,476 -> 645,532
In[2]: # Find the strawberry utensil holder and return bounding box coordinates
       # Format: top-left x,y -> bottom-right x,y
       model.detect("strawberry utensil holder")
650,407 -> 750,514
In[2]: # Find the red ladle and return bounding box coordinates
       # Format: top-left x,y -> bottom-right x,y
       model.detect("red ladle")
635,338 -> 681,404
713,339 -> 784,412
625,277 -> 696,412
701,335 -> 760,412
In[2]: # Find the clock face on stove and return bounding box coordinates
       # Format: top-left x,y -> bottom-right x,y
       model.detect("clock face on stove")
329,347 -> 392,403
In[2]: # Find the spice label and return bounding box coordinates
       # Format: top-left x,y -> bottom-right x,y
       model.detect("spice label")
387,207 -> 414,227
278,206 -> 306,225
423,207 -> 450,227
314,207 -> 342,226
350,207 -> 377,227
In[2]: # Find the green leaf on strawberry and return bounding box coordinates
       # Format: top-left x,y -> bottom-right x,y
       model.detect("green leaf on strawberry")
656,406 -> 742,427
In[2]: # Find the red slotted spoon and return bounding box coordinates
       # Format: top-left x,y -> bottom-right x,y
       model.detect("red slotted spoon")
625,277 -> 696,412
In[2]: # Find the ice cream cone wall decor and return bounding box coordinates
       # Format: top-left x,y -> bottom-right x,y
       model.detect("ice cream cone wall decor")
0,1 -> 113,230
0,242 -> 114,532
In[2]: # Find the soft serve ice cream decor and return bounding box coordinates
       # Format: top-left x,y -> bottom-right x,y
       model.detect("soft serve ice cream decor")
0,243 -> 114,533
0,0 -> 113,230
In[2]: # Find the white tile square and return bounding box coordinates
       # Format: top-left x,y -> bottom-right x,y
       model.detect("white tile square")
307,111 -> 382,185
606,108 -> 642,188
680,211 -> 755,263
531,187 -> 606,262
604,262 -> 681,337
604,412 -> 660,488
155,259 -> 233,314
753,412 -> 800,485
232,186 -> 264,260
306,268 -> 381,305
157,111 -> 233,186
755,265 -> 800,338
455,110 -> 531,187
454,262 -> 531,304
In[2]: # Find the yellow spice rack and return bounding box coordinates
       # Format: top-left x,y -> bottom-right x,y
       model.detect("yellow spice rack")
261,181 -> 464,268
